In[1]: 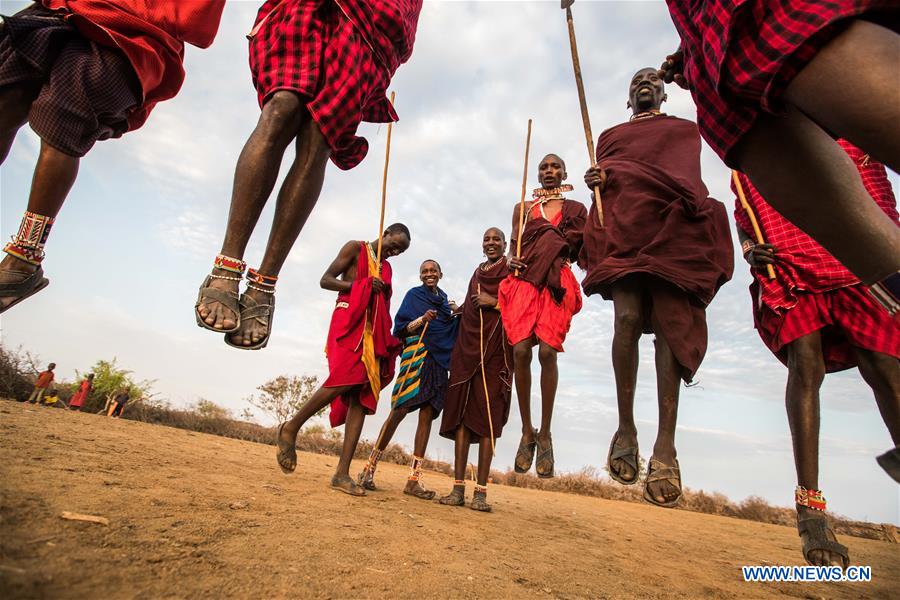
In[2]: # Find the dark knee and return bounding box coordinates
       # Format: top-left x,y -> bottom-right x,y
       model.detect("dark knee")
787,342 -> 826,391
614,309 -> 642,337
513,344 -> 532,364
537,345 -> 556,366
258,92 -> 303,136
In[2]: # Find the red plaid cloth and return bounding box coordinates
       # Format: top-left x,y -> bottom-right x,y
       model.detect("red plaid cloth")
755,284 -> 900,372
665,1 -> 898,163
248,0 -> 422,170
734,139 -> 899,311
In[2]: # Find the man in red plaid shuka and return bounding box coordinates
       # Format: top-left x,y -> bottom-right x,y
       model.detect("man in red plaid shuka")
195,0 -> 424,351
734,139 -> 900,569
660,1 -> 900,321
0,0 -> 226,313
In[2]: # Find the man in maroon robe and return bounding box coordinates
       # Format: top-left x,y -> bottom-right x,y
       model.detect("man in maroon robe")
438,228 -> 513,512
275,224 -> 409,496
582,67 -> 733,508
195,0 -> 424,351
0,0 -> 226,313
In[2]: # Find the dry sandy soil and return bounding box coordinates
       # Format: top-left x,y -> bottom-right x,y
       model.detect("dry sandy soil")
1,400 -> 897,599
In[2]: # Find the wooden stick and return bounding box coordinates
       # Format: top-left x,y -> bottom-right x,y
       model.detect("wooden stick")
515,119 -> 533,275
564,6 -> 604,228
477,284 -> 496,456
375,91 -> 396,277
369,321 -> 429,457
732,170 -> 776,280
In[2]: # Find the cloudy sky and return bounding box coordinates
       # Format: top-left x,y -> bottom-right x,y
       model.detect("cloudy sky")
2,1 -> 898,524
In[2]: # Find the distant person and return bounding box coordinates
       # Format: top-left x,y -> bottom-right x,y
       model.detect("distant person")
27,362 -> 55,404
108,389 -> 129,418
68,374 -> 94,411
41,388 -> 60,407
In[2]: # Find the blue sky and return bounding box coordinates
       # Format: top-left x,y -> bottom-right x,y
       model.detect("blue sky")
1,1 -> 898,524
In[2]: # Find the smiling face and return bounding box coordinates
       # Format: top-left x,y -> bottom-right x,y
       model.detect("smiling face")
538,154 -> 567,189
380,231 -> 410,258
482,227 -> 506,261
419,260 -> 442,289
627,67 -> 666,114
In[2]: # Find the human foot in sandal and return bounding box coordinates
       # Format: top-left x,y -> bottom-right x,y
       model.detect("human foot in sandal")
643,456 -> 682,507
0,259 -> 49,314
438,482 -> 465,507
331,474 -> 367,497
607,429 -> 640,485
535,432 -> 555,478
470,485 -> 492,512
796,487 -> 849,568
404,478 -> 436,500
275,422 -> 297,474
514,428 -> 538,474
226,268 -> 276,350
195,255 -> 244,332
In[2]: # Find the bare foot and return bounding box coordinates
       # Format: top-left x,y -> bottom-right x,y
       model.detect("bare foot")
403,479 -> 436,500
331,474 -> 366,497
196,267 -> 241,330
610,429 -> 639,483
227,286 -> 274,348
0,254 -> 42,311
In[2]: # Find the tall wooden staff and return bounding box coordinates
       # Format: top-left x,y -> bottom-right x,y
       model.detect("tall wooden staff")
375,91 -> 397,277
561,0 -> 604,228
515,119 -> 533,275
477,284 -> 496,456
732,170 -> 776,280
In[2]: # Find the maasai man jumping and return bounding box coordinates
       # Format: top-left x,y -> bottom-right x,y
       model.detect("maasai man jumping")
582,68 -> 733,508
733,141 -> 899,568
195,0 -> 424,350
660,2 -> 900,317
439,227 -> 513,512
499,153 -> 587,479
276,224 -> 409,496
0,0 -> 226,313
358,259 -> 459,499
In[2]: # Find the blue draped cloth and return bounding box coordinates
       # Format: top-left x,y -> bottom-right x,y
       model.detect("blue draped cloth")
392,285 -> 458,369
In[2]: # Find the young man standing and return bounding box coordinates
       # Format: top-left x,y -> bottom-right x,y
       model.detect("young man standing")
276,224 -> 410,496
27,362 -> 56,404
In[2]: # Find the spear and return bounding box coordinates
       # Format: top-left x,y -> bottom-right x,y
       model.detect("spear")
375,91 -> 396,277
477,284 -> 496,456
515,119 -> 533,276
561,0 -> 604,228
732,170 -> 776,280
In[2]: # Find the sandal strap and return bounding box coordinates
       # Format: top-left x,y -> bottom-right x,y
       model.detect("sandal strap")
197,285 -> 239,306
611,444 -> 639,465
0,267 -> 44,295
646,459 -> 681,484
798,516 -> 849,565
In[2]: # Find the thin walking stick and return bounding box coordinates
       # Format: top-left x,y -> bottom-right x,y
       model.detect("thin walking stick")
477,284 -> 496,456
515,119 -> 533,276
562,1 -> 603,227
732,170 -> 776,280
375,91 -> 396,277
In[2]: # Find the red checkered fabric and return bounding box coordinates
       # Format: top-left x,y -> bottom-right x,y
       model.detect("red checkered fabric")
734,139 -> 899,311
754,283 -> 900,372
248,0 -> 422,170
665,1 -> 898,164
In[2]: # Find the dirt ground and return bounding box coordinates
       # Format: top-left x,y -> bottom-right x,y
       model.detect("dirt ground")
1,401 -> 897,599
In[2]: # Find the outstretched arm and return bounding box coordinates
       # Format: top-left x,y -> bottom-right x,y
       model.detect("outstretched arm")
320,241 -> 361,293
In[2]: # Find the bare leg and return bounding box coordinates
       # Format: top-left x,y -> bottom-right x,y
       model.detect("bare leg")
513,339 -> 535,442
734,110 -> 900,285
412,404 -> 435,457
536,341 -> 558,443
1,141 -> 79,309
608,279 -> 644,482
476,435 -> 493,486
228,112 -> 332,346
336,398 -> 365,479
854,348 -> 900,445
644,311 -> 682,505
197,92 -> 307,330
784,20 -> 900,172
280,384 -> 356,443
439,425 -> 470,506
784,332 -> 844,566
373,405 -> 410,452
0,80 -> 41,164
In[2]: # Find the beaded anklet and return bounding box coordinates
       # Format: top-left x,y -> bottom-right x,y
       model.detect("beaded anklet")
4,211 -> 55,265
214,254 -> 246,274
795,486 -> 826,511
247,268 -> 277,294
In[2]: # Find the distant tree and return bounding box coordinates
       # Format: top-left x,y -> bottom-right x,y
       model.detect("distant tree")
193,398 -> 231,420
0,344 -> 37,400
75,359 -> 155,413
246,375 -> 319,424
239,407 -> 256,423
